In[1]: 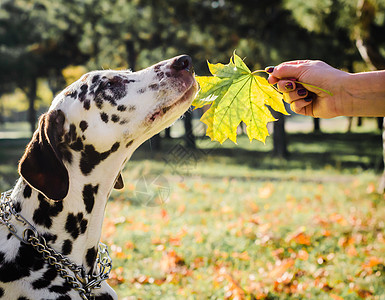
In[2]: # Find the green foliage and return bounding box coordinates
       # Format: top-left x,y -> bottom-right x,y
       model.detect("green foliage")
1,79 -> 52,116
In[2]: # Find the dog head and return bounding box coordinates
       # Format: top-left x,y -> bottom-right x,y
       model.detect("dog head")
19,55 -> 198,200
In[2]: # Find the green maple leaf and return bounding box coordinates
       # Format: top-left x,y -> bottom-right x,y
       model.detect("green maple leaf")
192,52 -> 289,144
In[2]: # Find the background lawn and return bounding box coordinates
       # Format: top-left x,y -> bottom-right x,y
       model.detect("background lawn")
0,118 -> 385,299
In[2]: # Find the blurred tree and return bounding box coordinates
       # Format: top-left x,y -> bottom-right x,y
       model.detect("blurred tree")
1,0 -> 383,157
283,0 -> 385,187
355,0 -> 385,70
0,0 -> 88,133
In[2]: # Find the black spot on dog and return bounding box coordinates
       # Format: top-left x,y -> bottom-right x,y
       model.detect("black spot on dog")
32,265 -> 57,289
65,90 -> 77,99
0,243 -> 44,283
86,247 -> 98,269
125,140 -> 134,148
92,75 -> 100,84
80,219 -> 88,234
117,105 -> 127,112
80,143 -> 120,175
78,84 -> 88,102
23,185 -> 32,198
7,233 -> 12,240
94,293 -> 115,300
62,239 -> 73,255
148,83 -> 159,91
83,184 -> 99,214
111,142 -> 120,152
100,112 -> 109,123
138,88 -> 147,94
65,213 -> 88,240
33,195 -> 63,229
93,76 -> 129,107
128,105 -> 136,112
61,149 -> 73,164
111,114 -> 120,123
123,79 -> 136,84
95,96 -> 104,109
66,124 -> 77,143
42,233 -> 57,244
12,202 -> 22,213
109,76 -> 129,100
83,99 -> 91,110
119,119 -> 128,125
103,94 -> 117,106
69,137 -> 84,151
0,287 -> 4,297
49,284 -> 72,294
65,124 -> 85,152
56,296 -> 71,300
17,297 -> 31,300
79,121 -> 88,132
154,62 -> 166,72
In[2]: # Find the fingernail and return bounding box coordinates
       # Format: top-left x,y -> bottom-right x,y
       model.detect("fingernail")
297,88 -> 308,97
304,96 -> 313,102
285,82 -> 294,91
265,66 -> 275,73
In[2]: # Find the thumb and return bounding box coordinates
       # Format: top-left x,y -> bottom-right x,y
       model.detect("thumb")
268,60 -> 311,80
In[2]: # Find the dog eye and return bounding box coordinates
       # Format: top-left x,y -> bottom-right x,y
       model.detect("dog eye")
106,82 -> 114,88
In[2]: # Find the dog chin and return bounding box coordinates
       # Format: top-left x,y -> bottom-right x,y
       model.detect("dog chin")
146,81 -> 198,126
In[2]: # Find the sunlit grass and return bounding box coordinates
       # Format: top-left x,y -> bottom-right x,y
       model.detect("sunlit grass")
0,120 -> 384,299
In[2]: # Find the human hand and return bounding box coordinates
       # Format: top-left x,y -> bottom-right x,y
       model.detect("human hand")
266,60 -> 350,118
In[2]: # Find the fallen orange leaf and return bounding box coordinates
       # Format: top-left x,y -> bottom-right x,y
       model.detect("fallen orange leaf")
298,249 -> 309,261
287,230 -> 311,246
269,259 -> 295,279
258,183 -> 274,199
362,256 -> 382,269
330,294 -> 343,300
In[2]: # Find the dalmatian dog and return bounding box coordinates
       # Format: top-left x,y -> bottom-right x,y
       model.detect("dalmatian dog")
0,55 -> 198,299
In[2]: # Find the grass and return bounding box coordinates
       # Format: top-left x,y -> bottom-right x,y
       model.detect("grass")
0,118 -> 385,299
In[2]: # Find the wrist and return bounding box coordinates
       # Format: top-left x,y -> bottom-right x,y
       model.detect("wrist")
332,72 -> 353,117
341,71 -> 385,117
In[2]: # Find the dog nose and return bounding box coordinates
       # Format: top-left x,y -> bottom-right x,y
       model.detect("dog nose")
171,55 -> 193,73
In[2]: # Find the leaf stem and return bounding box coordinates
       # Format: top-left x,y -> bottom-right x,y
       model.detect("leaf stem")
251,70 -> 268,75
294,81 -> 333,96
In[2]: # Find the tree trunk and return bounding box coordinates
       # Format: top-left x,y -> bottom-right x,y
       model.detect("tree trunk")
376,124 -> 385,192
26,79 -> 37,134
313,118 -> 321,133
184,110 -> 195,149
272,111 -> 288,158
164,127 -> 171,139
377,117 -> 383,130
125,39 -> 136,71
150,133 -> 161,151
355,0 -> 385,70
0,93 -> 4,125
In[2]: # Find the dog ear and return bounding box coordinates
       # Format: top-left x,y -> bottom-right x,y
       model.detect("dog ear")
114,173 -> 124,189
19,110 -> 69,201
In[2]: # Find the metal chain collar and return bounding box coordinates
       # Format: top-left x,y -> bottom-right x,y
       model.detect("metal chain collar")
0,190 -> 112,300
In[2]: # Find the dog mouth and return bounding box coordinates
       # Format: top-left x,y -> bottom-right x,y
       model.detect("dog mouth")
147,79 -> 198,123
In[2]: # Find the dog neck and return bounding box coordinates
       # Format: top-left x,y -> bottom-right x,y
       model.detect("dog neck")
10,146 -> 133,274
